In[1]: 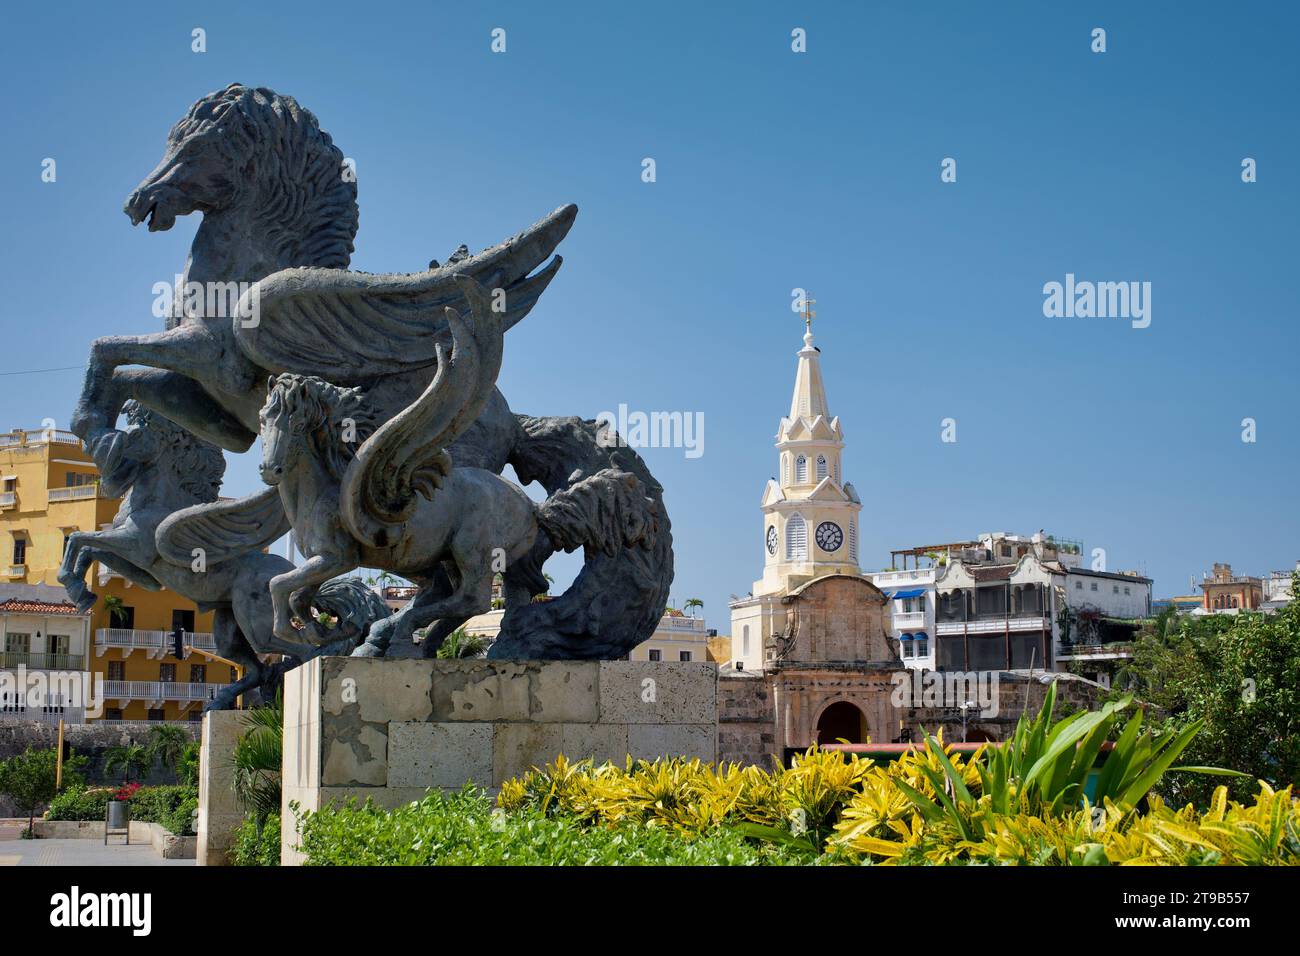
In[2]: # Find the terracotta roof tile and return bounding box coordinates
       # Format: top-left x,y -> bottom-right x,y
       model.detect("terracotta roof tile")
0,598 -> 82,615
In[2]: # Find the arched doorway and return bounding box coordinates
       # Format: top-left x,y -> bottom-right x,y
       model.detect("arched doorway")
816,700 -> 867,745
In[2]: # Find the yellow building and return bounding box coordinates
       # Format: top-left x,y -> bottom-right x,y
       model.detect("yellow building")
0,425 -> 233,724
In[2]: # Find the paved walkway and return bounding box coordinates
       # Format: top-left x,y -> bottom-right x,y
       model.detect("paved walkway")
0,819 -> 192,866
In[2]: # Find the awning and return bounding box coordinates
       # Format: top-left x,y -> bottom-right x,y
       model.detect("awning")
887,588 -> 926,600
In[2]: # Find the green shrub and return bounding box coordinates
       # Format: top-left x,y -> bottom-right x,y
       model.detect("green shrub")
47,784 -> 197,833
46,786 -> 114,821
232,812 -> 281,866
296,788 -> 815,866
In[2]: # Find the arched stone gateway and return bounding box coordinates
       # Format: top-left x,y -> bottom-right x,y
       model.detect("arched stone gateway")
816,699 -> 867,745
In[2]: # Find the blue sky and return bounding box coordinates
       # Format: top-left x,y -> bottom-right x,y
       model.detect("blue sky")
1,1 -> 1296,630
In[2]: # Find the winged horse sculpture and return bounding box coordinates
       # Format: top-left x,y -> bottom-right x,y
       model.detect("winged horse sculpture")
70,84 -> 673,659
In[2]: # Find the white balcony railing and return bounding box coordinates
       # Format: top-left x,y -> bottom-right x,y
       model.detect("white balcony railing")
657,616 -> 707,633
0,428 -> 82,448
94,628 -> 216,658
6,565 -> 25,578
101,680 -> 226,702
936,615 -> 1050,636
0,492 -> 15,508
891,610 -> 928,629
48,485 -> 98,503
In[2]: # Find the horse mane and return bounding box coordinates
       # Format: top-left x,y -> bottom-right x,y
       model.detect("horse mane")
266,375 -> 380,482
122,401 -> 225,503
170,83 -> 359,270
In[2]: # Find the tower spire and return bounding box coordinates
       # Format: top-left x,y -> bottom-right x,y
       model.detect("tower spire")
789,294 -> 829,421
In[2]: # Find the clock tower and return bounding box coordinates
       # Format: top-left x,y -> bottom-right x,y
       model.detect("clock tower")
729,300 -> 865,671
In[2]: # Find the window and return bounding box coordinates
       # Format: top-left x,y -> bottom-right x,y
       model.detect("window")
189,664 -> 206,683
49,634 -> 70,658
1075,580 -> 1082,589
62,532 -> 73,556
795,456 -> 807,482
171,609 -> 195,633
229,666 -> 238,682
742,625 -> 750,656
816,455 -> 828,480
106,661 -> 125,682
679,651 -> 692,662
104,708 -> 123,721
914,635 -> 929,657
848,518 -> 857,561
900,638 -> 913,658
1090,582 -> 1098,592
1124,586 -> 1131,595
785,514 -> 807,560
147,708 -> 165,721
5,633 -> 30,655
647,649 -> 662,662
1113,585 -> 1119,594
159,663 -> 176,683
12,536 -> 26,565
782,456 -> 789,485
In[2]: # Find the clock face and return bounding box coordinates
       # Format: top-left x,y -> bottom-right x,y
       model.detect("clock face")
766,525 -> 778,555
815,521 -> 843,553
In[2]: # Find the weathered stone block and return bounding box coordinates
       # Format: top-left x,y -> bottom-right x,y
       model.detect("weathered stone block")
599,661 -> 717,725
531,662 -> 599,722
560,722 -> 630,765
492,722 -> 564,784
321,722 -> 388,787
388,721 -> 493,789
321,657 -> 434,724
627,723 -> 716,762
432,660 -> 534,722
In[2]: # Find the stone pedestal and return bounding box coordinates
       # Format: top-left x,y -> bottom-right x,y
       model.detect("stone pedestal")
197,709 -> 245,867
281,657 -> 718,866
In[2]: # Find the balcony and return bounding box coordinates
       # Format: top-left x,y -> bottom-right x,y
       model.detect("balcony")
0,492 -> 15,509
48,485 -> 98,503
936,614 -> 1050,636
891,610 -> 929,629
5,564 -> 25,578
657,615 -> 708,633
0,652 -> 87,671
0,428 -> 82,448
101,680 -> 226,704
94,628 -> 216,659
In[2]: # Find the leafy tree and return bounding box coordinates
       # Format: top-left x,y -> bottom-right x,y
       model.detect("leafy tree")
0,746 -> 85,834
1114,575 -> 1300,805
176,740 -> 202,788
145,724 -> 190,777
232,693 -> 283,835
436,627 -> 489,660
103,743 -> 151,785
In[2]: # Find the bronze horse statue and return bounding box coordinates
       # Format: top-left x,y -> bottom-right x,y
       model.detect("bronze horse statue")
71,84 -> 672,659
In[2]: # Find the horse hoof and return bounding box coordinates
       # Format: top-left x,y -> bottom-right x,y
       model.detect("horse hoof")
76,592 -> 98,614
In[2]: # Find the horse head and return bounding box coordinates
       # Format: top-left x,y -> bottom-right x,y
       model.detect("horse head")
124,84 -> 359,295
101,401 -> 225,508
259,375 -> 377,486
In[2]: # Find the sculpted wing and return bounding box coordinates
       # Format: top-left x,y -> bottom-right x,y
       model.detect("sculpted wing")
339,276 -> 504,550
233,204 -> 574,381
156,486 -> 291,567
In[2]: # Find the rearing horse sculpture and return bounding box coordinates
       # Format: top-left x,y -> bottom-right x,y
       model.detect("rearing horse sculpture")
259,279 -> 658,656
57,402 -> 388,709
71,84 -> 673,659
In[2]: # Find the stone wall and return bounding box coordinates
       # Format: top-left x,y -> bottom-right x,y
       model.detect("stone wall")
281,657 -> 718,865
0,719 -> 199,815
717,675 -> 775,766
197,710 -> 244,866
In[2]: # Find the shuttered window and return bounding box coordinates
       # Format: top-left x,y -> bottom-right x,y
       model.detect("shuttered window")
786,514 -> 807,560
